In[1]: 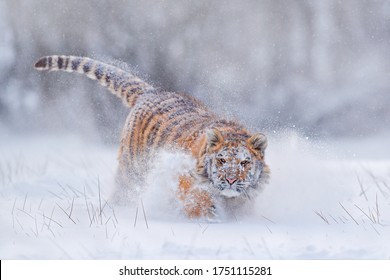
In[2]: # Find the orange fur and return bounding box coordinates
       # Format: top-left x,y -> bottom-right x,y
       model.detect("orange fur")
178,175 -> 213,218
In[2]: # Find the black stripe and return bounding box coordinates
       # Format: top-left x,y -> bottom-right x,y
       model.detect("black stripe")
141,99 -> 171,143
48,57 -> 53,68
130,87 -> 141,95
140,97 -> 185,143
126,120 -> 136,162
121,82 -> 133,90
139,111 -> 159,145
57,56 -> 64,69
143,97 -> 196,146
105,73 -> 111,84
34,57 -> 47,69
83,61 -> 92,73
164,114 -> 205,143
94,66 -> 104,80
146,120 -> 162,147
128,108 -> 147,161
71,59 -> 81,71
154,113 -> 196,147
134,106 -> 154,154
153,119 -> 180,146
113,77 -> 121,91
214,119 -> 242,128
120,82 -> 132,98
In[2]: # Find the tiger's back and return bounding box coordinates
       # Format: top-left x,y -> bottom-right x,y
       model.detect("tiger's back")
119,90 -> 246,170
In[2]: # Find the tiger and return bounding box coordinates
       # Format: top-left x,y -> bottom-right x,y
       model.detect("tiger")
34,55 -> 270,219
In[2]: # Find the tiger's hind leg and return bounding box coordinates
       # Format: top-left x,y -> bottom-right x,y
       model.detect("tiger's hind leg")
177,174 -> 216,219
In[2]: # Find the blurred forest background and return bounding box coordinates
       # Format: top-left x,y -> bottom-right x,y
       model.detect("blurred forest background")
1,0 -> 390,143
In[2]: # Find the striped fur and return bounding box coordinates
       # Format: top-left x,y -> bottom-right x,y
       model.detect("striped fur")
35,55 -> 155,107
35,55 -> 270,219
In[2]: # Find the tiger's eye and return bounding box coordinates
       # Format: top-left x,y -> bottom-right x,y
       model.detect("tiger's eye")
218,158 -> 226,164
240,160 -> 250,166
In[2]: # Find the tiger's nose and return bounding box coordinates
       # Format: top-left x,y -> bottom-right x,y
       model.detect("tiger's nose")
226,177 -> 237,185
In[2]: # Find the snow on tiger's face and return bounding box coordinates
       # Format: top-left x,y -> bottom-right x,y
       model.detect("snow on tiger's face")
204,129 -> 268,198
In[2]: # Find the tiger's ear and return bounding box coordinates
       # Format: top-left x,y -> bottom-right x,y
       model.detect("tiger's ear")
247,133 -> 268,155
206,128 -> 224,149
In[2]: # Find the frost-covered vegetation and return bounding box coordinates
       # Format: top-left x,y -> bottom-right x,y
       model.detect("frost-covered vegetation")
1,133 -> 389,259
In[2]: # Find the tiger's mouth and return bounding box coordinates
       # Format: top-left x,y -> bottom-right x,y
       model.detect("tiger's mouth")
220,188 -> 241,198
215,182 -> 246,198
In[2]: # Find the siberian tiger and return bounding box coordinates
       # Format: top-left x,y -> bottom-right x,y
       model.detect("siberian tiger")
34,55 -> 270,219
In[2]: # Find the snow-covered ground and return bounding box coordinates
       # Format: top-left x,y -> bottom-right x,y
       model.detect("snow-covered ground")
0,130 -> 389,259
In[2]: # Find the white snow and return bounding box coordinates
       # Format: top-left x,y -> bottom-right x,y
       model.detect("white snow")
0,130 -> 389,259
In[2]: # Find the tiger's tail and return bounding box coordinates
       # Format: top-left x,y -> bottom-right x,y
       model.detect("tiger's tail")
34,55 -> 155,107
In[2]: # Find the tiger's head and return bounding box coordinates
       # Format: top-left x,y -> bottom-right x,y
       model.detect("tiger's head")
200,128 -> 270,199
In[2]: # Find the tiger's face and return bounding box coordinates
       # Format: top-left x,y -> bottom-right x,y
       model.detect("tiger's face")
203,129 -> 268,198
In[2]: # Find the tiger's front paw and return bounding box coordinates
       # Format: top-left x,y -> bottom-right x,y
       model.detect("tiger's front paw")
205,205 -> 222,223
182,189 -> 215,219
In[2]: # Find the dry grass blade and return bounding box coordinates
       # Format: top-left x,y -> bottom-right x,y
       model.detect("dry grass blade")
69,197 -> 75,219
134,206 -> 139,228
41,212 -> 57,238
47,190 -> 63,200
363,167 -> 387,197
38,197 -> 44,210
45,205 -> 63,228
381,180 -> 390,191
15,217 -> 25,231
105,216 -> 112,225
34,215 -> 39,237
56,202 -> 76,224
329,215 -> 339,224
0,162 -> 5,186
111,229 -> 119,242
12,198 -> 17,229
56,182 -> 70,198
140,199 -> 149,229
371,224 -> 380,236
314,210 -> 330,225
265,224 -> 272,234
84,186 -> 93,225
66,183 -> 84,198
354,204 -> 375,223
356,172 -> 368,201
375,193 -> 380,224
98,178 -> 103,225
16,208 -> 35,220
339,202 -> 359,225
110,204 -> 118,225
261,215 -> 276,224
89,203 -> 96,226
22,192 -> 28,211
